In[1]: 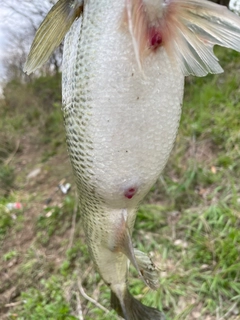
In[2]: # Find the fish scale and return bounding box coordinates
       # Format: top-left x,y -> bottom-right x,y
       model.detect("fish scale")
24,0 -> 240,319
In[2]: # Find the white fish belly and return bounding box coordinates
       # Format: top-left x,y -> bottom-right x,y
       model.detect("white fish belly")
62,0 -> 184,208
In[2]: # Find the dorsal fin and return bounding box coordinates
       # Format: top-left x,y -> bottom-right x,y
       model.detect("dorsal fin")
125,0 -> 240,76
24,0 -> 83,74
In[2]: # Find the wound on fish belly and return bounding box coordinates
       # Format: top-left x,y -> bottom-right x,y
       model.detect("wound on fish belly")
149,27 -> 163,50
124,0 -> 165,70
124,187 -> 137,199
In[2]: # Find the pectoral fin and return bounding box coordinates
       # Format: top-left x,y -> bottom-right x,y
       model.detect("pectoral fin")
163,0 -> 240,76
24,0 -> 83,74
125,0 -> 240,76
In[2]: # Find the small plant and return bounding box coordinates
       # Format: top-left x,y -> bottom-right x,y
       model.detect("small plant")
0,164 -> 15,196
0,204 -> 13,239
3,250 -> 18,261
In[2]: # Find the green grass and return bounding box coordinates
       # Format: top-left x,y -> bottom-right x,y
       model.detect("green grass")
1,46 -> 240,319
12,276 -> 78,320
0,197 -> 23,240
133,203 -> 240,319
36,195 -> 77,245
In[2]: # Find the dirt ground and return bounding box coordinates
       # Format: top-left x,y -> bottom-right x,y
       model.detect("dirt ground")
0,132 -> 77,318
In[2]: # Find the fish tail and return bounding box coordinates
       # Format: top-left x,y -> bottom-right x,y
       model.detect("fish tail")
111,287 -> 165,320
24,0 -> 83,74
125,0 -> 240,76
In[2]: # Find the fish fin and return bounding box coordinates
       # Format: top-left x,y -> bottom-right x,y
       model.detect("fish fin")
111,288 -> 165,320
24,0 -> 83,74
110,211 -> 158,289
161,0 -> 240,76
125,0 -> 240,76
110,210 -> 145,284
134,249 -> 160,290
125,0 -> 146,71
111,289 -> 126,319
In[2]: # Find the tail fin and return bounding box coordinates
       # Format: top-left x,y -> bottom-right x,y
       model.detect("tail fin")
111,289 -> 165,320
24,0 -> 83,74
125,0 -> 240,76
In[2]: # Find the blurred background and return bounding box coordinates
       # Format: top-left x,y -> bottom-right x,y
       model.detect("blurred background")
0,1 -> 240,320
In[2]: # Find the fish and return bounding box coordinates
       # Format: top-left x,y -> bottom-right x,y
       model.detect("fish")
24,1 -> 240,319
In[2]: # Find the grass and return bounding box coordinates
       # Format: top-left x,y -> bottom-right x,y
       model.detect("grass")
13,276 -> 78,320
0,46 -> 240,319
0,197 -> 24,240
36,195 -> 77,246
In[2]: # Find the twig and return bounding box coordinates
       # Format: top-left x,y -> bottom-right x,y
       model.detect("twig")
77,278 -> 110,314
5,139 -> 20,166
5,301 -> 22,307
81,264 -> 94,282
92,279 -> 104,301
76,291 -> 84,320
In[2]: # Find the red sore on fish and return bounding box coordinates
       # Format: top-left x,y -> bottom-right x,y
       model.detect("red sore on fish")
124,187 -> 137,199
149,27 -> 163,50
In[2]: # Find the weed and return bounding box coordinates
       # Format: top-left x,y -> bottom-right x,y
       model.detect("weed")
3,250 -> 18,261
12,276 -> 77,320
0,203 -> 13,239
0,164 -> 15,196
